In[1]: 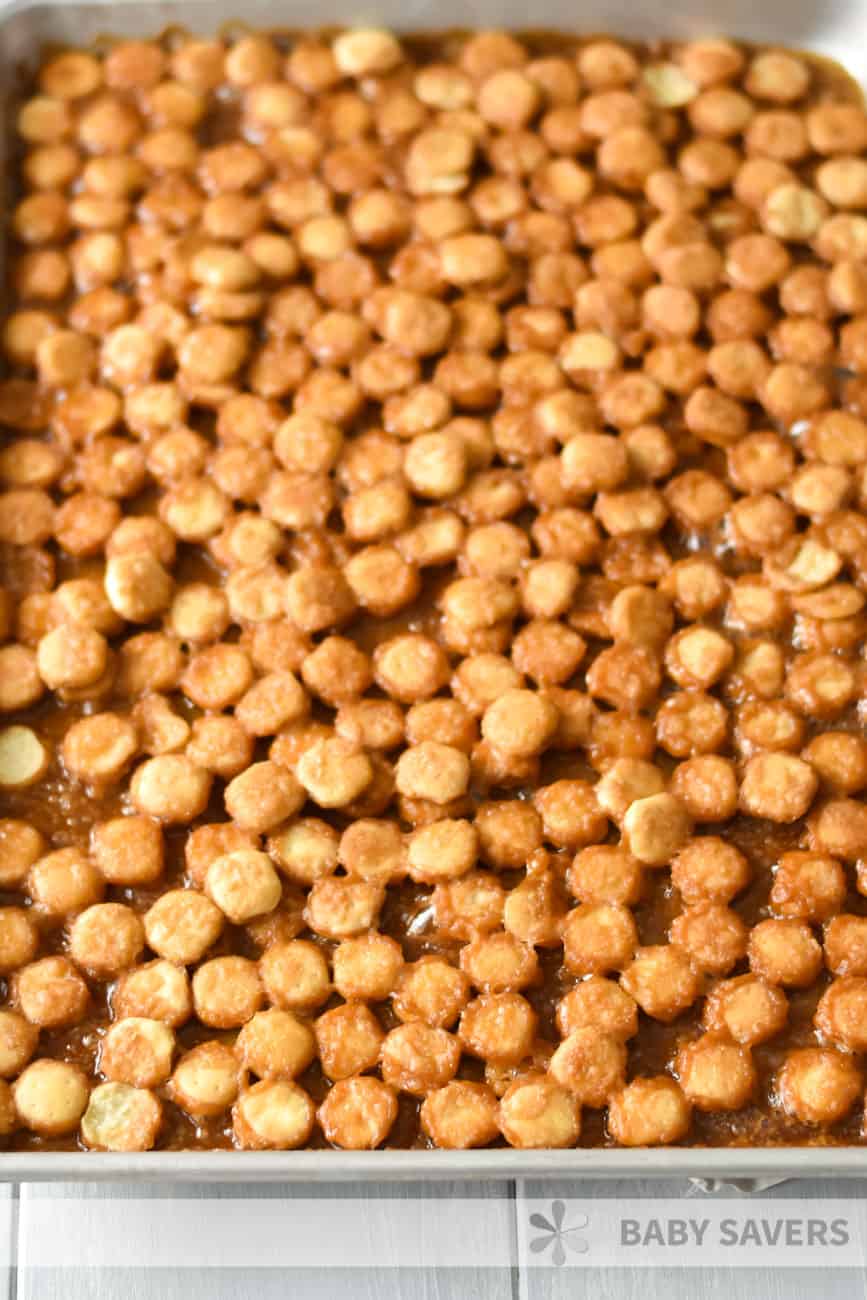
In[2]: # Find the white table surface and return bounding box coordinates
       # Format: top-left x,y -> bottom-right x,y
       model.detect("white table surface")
2,1177 -> 865,1297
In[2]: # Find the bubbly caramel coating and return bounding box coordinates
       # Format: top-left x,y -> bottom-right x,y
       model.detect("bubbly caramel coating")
112,960 -> 192,1028
748,917 -> 823,987
69,902 -> 145,977
535,780 -> 607,851
739,753 -> 818,822
395,741 -> 470,803
130,756 -> 212,824
393,956 -> 470,1028
259,938 -> 331,1011
670,902 -> 748,976
671,837 -> 751,904
563,901 -> 637,975
144,889 -> 223,966
169,1041 -> 240,1118
8,25 -> 867,1157
556,977 -> 638,1042
185,823 -> 257,888
676,1034 -> 757,1111
192,956 -> 263,1029
100,1017 -> 175,1089
330,934 -> 401,1003
27,846 -> 104,919
318,1076 -> 398,1150
824,914 -> 867,976
421,1080 -> 500,1149
777,1048 -> 862,1126
296,737 -> 373,809
498,1076 -> 580,1149
770,851 -> 846,922
620,944 -> 702,1021
380,1023 -> 461,1096
608,1076 -> 692,1146
224,761 -> 305,832
815,977 -> 867,1052
703,974 -> 788,1046
567,845 -> 642,907
481,690 -> 558,759
235,1007 -> 316,1080
304,876 -> 385,939
669,756 -> 739,822
338,819 -> 404,884
0,820 -> 44,889
407,819 -> 477,884
315,1002 -> 384,1081
0,1009 -> 38,1078
459,992 -> 537,1065
233,1079 -> 314,1150
550,1028 -> 627,1107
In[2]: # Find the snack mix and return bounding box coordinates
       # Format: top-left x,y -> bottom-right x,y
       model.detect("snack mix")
1,27 -> 867,1151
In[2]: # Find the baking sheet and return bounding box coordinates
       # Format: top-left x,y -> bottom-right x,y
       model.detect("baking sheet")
3,1147 -> 867,1181
3,0 -> 867,1180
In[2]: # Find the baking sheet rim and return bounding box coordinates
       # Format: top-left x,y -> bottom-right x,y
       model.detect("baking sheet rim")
1,1147 -> 864,1180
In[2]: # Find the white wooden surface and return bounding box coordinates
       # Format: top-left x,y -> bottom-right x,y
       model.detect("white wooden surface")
4,1177 -> 866,1297
517,1178 -> 867,1299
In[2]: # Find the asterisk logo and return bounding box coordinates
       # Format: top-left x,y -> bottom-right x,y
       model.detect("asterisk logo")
528,1201 -> 590,1265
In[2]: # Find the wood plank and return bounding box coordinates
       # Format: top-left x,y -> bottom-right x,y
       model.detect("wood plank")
516,1177 -> 867,1300
0,1184 -> 14,1300
17,1180 -> 518,1300
519,1265 -> 867,1300
18,1268 -> 518,1300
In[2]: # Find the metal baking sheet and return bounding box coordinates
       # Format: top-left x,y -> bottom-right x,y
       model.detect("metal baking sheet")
4,1146 -> 867,1181
3,0 -> 867,1181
